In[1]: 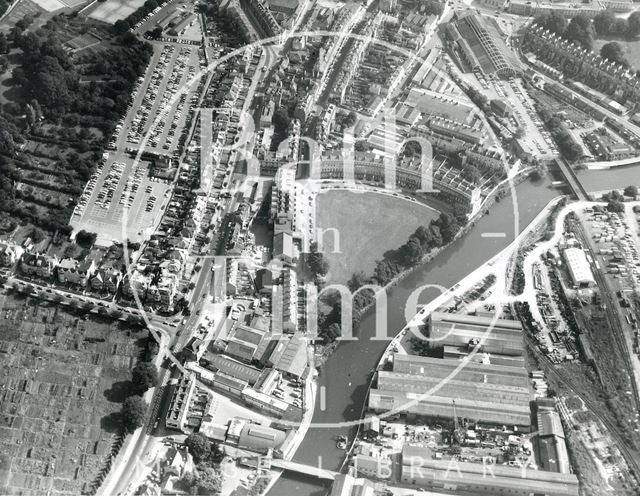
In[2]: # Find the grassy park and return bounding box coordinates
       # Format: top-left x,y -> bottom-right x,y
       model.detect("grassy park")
315,190 -> 439,284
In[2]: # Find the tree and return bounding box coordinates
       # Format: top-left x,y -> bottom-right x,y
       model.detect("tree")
29,227 -> 45,243
0,33 -> 8,54
75,230 -> 97,248
628,11 -> 640,37
132,361 -> 158,393
306,242 -> 329,277
565,15 -> 595,50
121,396 -> 147,433
423,0 -> 443,16
600,42 -> 627,67
114,20 -> 131,35
461,165 -> 481,184
182,466 -> 222,495
185,433 -> 211,464
398,237 -> 423,265
185,433 -> 224,465
623,185 -> 638,197
607,200 -> 625,213
343,111 -> 357,128
347,271 -> 369,292
594,11 -> 614,36
321,322 -> 342,341
434,213 -> 460,244
534,12 -> 567,36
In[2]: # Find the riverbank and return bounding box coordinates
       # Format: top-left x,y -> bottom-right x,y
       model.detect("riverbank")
313,167 -> 537,365
584,157 -> 640,170
268,175 -> 561,496
339,194 -> 566,463
309,170 -> 540,470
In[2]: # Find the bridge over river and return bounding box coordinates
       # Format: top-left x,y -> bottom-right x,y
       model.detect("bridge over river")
269,459 -> 338,480
553,157 -> 590,201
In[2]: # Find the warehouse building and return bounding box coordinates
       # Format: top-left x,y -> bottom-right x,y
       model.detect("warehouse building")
563,247 -> 595,287
445,13 -> 520,78
536,399 -> 571,474
368,353 -> 532,429
401,444 -> 579,496
428,311 -> 524,356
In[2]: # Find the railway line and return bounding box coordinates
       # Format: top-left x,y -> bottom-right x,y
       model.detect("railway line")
522,324 -> 640,478
568,217 -> 640,411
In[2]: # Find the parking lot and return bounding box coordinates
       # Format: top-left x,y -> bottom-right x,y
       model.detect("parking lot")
472,74 -> 558,158
126,44 -> 204,154
71,42 -> 205,245
502,78 -> 558,159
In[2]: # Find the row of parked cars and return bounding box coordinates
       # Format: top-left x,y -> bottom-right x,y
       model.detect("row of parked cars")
119,161 -> 147,208
73,159 -> 107,217
95,161 -> 126,210
127,44 -> 178,145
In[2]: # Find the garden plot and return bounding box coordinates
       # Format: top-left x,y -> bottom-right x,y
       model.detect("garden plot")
0,292 -> 145,495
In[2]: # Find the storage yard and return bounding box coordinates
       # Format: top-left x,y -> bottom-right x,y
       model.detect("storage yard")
0,292 -> 145,495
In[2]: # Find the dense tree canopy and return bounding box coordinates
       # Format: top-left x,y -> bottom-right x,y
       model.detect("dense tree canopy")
623,185 -> 638,197
628,11 -> 640,37
534,12 -> 567,36
75,230 -> 97,248
600,41 -> 628,67
132,361 -> 158,393
121,396 -> 147,433
184,433 -> 224,465
565,15 -> 596,50
182,466 -> 222,495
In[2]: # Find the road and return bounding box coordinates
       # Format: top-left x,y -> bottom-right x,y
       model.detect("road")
97,20 -> 276,496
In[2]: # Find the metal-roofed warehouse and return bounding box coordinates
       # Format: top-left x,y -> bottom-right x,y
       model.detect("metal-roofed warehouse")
369,353 -> 532,429
428,311 -> 524,356
401,445 -> 579,496
393,353 -> 529,387
563,247 -> 595,287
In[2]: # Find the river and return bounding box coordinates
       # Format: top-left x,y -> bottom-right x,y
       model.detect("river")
268,164 -> 640,496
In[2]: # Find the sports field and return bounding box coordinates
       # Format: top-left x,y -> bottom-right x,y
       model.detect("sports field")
88,0 -> 145,23
315,190 -> 439,284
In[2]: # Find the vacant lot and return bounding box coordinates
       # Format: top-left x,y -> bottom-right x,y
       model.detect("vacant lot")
88,0 -> 145,23
0,291 -> 145,495
315,190 -> 439,284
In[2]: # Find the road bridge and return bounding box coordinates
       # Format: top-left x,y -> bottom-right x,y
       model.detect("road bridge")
269,458 -> 338,480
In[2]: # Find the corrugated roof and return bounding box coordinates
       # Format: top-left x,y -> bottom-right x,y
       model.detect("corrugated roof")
274,333 -> 307,378
238,424 -> 286,451
205,354 -> 262,385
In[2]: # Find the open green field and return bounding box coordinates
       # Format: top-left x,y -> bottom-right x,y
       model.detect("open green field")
0,291 -> 145,495
315,190 -> 439,284
87,0 -> 145,23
